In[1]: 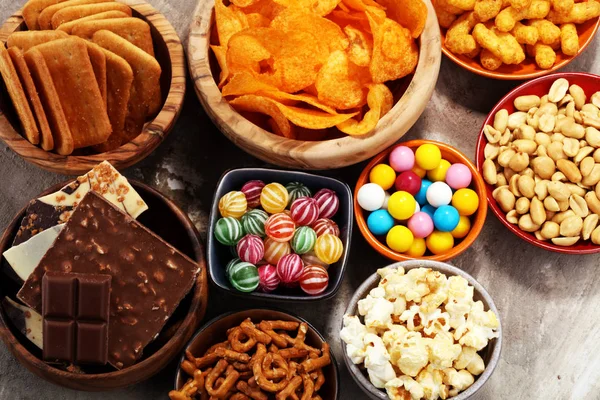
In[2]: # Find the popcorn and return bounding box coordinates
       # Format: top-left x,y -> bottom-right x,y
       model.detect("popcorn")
340,267 -> 499,400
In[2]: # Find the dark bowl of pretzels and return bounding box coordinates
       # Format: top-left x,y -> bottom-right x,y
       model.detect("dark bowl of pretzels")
170,309 -> 339,400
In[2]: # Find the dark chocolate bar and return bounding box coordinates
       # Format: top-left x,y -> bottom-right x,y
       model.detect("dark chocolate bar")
19,192 -> 200,369
42,272 -> 111,365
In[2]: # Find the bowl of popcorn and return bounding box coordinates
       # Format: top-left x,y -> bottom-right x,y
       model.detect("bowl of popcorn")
435,0 -> 600,80
340,260 -> 502,400
476,72 -> 600,253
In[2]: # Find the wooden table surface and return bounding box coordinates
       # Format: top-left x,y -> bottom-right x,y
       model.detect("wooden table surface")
0,1 -> 599,399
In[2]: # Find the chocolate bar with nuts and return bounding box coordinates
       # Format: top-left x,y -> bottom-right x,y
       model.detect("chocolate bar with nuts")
18,192 -> 200,369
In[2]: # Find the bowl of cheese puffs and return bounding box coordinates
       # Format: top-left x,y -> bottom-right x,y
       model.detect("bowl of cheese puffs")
340,260 -> 502,400
435,0 -> 600,79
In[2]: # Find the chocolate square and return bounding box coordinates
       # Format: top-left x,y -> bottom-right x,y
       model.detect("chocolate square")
77,275 -> 110,320
43,320 -> 75,362
76,322 -> 108,364
42,273 -> 75,318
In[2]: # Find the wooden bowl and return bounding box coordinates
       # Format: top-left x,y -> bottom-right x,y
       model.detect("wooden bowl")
0,0 -> 185,175
186,0 -> 442,170
0,180 -> 208,391
342,260 -> 502,400
475,72 -> 600,254
355,140 -> 488,261
174,309 -> 340,399
440,17 -> 600,80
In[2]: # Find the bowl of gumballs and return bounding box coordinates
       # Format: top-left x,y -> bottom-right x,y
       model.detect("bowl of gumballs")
355,140 -> 487,261
207,168 -> 352,301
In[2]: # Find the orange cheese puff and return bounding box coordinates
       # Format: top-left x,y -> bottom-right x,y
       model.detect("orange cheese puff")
511,21 -> 539,45
548,1 -> 600,24
445,12 -> 479,54
446,0 -> 477,11
437,0 -> 465,14
465,43 -> 482,58
509,0 -> 532,9
560,23 -> 579,56
529,19 -> 561,45
433,0 -> 458,28
551,0 -> 574,15
473,23 -> 526,64
480,48 -> 503,70
531,43 -> 557,69
474,0 -> 503,22
494,0 -> 551,32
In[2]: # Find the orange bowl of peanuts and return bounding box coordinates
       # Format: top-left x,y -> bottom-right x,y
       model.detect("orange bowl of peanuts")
435,0 -> 600,80
171,309 -> 339,400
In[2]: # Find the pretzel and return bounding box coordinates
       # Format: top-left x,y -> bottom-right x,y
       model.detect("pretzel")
280,333 -> 320,356
241,318 -> 272,345
252,352 -> 290,392
232,361 -> 251,371
269,344 -> 280,353
279,348 -> 309,360
229,327 -> 258,353
257,321 -> 289,348
230,394 -> 250,400
301,374 -> 315,400
169,369 -> 205,400
310,369 -> 325,391
237,380 -> 268,400
261,353 -> 289,380
181,359 -> 197,376
299,344 -> 331,374
214,347 -> 251,363
206,360 -> 240,399
275,376 -> 303,400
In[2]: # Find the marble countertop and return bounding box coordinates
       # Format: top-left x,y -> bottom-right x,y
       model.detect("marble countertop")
0,1 -> 599,399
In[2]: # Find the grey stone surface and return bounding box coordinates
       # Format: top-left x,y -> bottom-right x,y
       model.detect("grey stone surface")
0,1 -> 599,399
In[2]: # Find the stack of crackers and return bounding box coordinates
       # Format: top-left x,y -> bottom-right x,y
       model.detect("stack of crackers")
0,0 -> 162,155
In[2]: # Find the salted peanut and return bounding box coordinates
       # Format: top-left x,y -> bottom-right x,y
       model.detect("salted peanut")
566,183 -> 587,198
494,0 -> 550,32
504,166 -> 518,182
530,196 -> 546,225
591,226 -> 600,245
535,180 -> 549,200
531,156 -> 556,179
592,92 -> 600,108
548,181 -> 571,201
574,110 -> 584,124
594,149 -> 600,163
506,209 -> 519,224
580,157 -> 595,177
569,193 -> 589,218
527,107 -> 540,130
547,142 -> 567,162
530,43 -> 557,70
541,221 -> 560,239
574,146 -> 594,164
535,102 -> 559,118
519,214 -> 541,232
535,132 -> 551,146
596,181 -> 600,199
512,139 -> 537,154
585,191 -> 600,214
537,144 -> 548,157
485,143 -> 500,159
483,159 -> 498,184
516,197 -> 530,214
522,167 -> 535,179
551,132 -> 565,142
560,215 -> 583,237
472,23 -> 525,64
509,152 -> 529,172
484,124 -> 502,143
552,209 -> 576,224
539,114 -> 556,133
554,116 -> 573,133
515,124 -> 536,140
581,112 -> 600,130
552,236 -> 580,246
547,78 -> 570,103
497,172 -> 508,186
544,196 -> 561,212
582,214 -> 599,240
561,120 -> 586,139
500,129 -> 512,145
569,84 -> 587,110
559,197 -> 571,211
552,171 -> 567,182
548,1 -> 600,24
493,109 -> 509,132
565,101 -> 576,118
563,138 -> 580,158
498,148 -> 516,167
582,165 -> 600,186
509,174 -> 522,196
514,95 -> 541,111
558,94 -> 574,108
507,111 -> 528,130
511,21 -> 539,45
445,12 -> 479,54
582,103 -> 599,114
518,175 -> 536,198
496,187 -> 516,212
534,230 -> 546,240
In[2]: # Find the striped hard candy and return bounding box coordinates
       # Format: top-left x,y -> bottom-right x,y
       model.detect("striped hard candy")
299,265 -> 329,296
314,233 -> 343,264
236,234 -> 265,264
312,218 -> 340,237
285,182 -> 312,206
265,213 -> 296,242
291,226 -> 317,255
290,197 -> 319,226
241,209 -> 269,237
228,261 -> 259,293
241,180 -> 265,208
214,217 -> 244,246
225,257 -> 241,278
218,191 -> 247,219
276,253 -> 304,285
264,238 -> 291,265
258,264 -> 280,293
301,251 -> 329,269
261,183 -> 289,214
313,188 -> 340,219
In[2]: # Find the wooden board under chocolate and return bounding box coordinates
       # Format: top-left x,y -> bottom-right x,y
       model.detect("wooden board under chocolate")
17,192 -> 200,369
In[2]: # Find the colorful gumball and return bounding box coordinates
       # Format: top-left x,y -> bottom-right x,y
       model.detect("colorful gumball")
407,212 -> 434,239
313,188 -> 339,219
299,265 -> 329,295
312,218 -> 340,237
426,181 -> 453,208
241,180 -> 265,208
301,251 -> 329,269
291,226 -> 317,254
395,171 -> 421,195
241,209 -> 269,237
370,164 -> 396,190
452,188 -> 480,216
236,234 -> 265,264
285,182 -> 312,206
367,209 -> 394,236
225,258 -> 241,277
265,213 -> 296,242
276,254 -> 304,285
357,183 -> 386,211
421,204 -> 437,219
383,192 -> 391,209
445,163 -> 472,189
314,234 -> 343,264
258,264 -> 280,293
415,144 -> 442,170
412,164 -> 427,178
389,146 -> 415,172
228,261 -> 259,292
386,225 -> 414,253
263,238 -> 292,264
406,237 -> 427,257
218,191 -> 247,219
452,216 -> 471,239
426,231 -> 454,254
261,183 -> 289,214
427,159 -> 451,182
433,205 -> 460,232
387,191 -> 416,220
214,217 -> 244,246
415,179 -> 432,205
290,197 -> 319,226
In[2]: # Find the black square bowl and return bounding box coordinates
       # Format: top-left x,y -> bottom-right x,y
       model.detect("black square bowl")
207,168 -> 353,301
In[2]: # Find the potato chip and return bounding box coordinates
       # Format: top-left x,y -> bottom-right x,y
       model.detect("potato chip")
376,0 -> 428,38
268,117 -> 296,139
246,12 -> 271,27
316,50 -> 367,110
273,0 -> 341,16
327,10 -> 371,32
344,25 -> 373,66
342,0 -> 383,11
367,10 -> 419,83
215,0 -> 249,47
211,45 -> 230,87
273,102 -> 358,129
242,0 -> 285,19
337,83 -> 393,135
231,0 -> 262,7
270,8 -> 349,53
230,94 -> 292,137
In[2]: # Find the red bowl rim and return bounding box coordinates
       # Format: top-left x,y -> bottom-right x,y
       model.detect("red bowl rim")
475,71 -> 600,254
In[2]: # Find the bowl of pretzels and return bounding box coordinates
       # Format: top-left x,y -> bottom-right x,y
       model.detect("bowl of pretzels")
170,309 -> 339,400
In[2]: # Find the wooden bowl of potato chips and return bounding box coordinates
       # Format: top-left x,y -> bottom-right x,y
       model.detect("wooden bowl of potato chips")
188,0 -> 442,170
435,0 -> 600,80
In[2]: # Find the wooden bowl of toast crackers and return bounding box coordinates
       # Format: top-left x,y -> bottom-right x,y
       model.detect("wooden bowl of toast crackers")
0,0 -> 185,175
